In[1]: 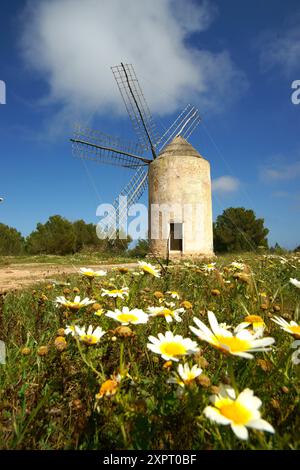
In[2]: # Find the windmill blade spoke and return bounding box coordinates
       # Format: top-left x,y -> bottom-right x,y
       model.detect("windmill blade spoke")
103,167 -> 148,239
157,104 -> 201,152
71,136 -> 151,169
111,63 -> 160,156
73,123 -> 144,156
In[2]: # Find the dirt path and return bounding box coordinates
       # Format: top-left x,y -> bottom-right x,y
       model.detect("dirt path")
0,262 -> 140,294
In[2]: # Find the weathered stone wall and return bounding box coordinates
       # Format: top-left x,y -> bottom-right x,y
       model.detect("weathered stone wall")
148,136 -> 214,259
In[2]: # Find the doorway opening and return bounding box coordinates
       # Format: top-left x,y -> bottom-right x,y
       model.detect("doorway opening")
170,223 -> 183,251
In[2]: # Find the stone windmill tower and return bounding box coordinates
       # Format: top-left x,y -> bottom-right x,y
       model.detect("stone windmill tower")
71,63 -> 214,259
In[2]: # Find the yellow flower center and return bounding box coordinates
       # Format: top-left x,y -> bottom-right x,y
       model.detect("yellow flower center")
83,271 -> 94,277
68,303 -> 81,310
117,313 -> 138,323
97,379 -> 118,398
81,335 -> 98,345
94,309 -> 104,316
184,372 -> 196,383
217,335 -> 251,353
244,315 -> 263,323
217,399 -> 252,425
161,308 -> 174,317
143,266 -> 155,275
160,341 -> 186,357
289,325 -> 300,336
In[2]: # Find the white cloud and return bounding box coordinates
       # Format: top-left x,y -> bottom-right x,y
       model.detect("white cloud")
261,161 -> 300,182
20,0 -> 247,130
212,176 -> 240,194
259,24 -> 300,75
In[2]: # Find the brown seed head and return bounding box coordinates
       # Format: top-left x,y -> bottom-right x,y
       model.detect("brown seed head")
154,291 -> 164,299
54,336 -> 67,352
21,347 -> 31,356
37,346 -> 49,356
197,375 -> 211,388
211,289 -> 221,296
181,300 -> 193,309
112,326 -> 135,338
92,303 -> 102,311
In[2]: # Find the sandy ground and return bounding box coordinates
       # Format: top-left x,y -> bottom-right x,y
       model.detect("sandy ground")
0,262 -> 140,294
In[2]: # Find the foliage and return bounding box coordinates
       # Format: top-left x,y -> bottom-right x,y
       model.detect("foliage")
25,217 -> 131,256
105,230 -> 132,255
128,239 -> 149,258
26,215 -> 76,255
269,243 -> 288,255
214,207 -> 269,253
0,223 -> 24,255
73,219 -> 101,252
1,252 -> 300,450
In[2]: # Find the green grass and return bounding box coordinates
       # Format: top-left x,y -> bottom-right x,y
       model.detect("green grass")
0,252 -> 137,266
0,252 -> 300,450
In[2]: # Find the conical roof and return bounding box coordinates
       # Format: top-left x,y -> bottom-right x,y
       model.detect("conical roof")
157,135 -> 203,159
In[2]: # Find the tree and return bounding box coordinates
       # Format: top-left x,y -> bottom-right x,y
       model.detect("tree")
26,215 -> 76,255
128,239 -> 149,257
0,223 -> 24,255
213,207 -> 269,253
73,220 -> 97,251
269,243 -> 287,255
105,230 -> 132,254
73,219 -> 109,253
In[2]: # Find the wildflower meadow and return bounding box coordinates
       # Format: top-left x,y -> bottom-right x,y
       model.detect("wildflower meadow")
1,254 -> 300,450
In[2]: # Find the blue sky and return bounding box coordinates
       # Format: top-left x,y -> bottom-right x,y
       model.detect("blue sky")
0,0 -> 300,249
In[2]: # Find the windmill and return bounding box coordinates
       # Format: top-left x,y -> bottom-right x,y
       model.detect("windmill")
71,63 -> 214,258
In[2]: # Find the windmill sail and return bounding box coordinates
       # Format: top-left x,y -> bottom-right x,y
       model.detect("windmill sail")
157,104 -> 201,152
71,124 -> 151,168
103,166 -> 148,239
111,63 -> 160,157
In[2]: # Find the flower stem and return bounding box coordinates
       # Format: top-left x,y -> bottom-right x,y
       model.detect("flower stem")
228,358 -> 238,395
74,334 -> 103,379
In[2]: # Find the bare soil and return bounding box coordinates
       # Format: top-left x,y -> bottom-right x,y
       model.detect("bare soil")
0,262 -> 139,294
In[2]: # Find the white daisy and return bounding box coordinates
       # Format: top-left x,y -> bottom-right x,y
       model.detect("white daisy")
138,261 -> 161,278
105,307 -> 149,325
148,306 -> 185,323
64,324 -> 78,336
230,262 -> 245,270
290,278 -> 300,289
236,315 -> 266,338
101,287 -> 129,299
202,262 -> 216,273
55,295 -> 95,310
166,291 -> 180,299
291,340 -> 300,365
76,325 -> 106,345
204,385 -> 275,440
190,311 -> 275,359
271,316 -> 300,338
79,267 -> 107,278
167,363 -> 202,387
147,331 -> 199,362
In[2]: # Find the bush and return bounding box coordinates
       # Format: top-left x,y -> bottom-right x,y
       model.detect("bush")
26,215 -> 76,255
214,207 -> 269,253
0,223 -> 24,255
128,239 -> 149,257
